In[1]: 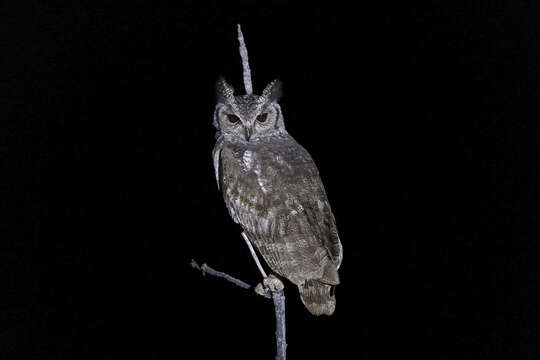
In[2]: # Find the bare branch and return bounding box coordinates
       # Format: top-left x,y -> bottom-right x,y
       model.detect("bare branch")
272,290 -> 287,360
237,24 -> 253,95
241,232 -> 268,278
196,24 -> 288,357
190,259 -> 251,289
241,232 -> 287,360
191,259 -> 271,299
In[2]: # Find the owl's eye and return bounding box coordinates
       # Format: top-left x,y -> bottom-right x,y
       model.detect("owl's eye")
256,113 -> 268,123
226,114 -> 240,124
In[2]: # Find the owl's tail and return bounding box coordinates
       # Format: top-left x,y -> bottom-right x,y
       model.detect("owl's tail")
298,280 -> 337,316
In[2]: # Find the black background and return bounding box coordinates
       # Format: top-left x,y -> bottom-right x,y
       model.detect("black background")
3,1 -> 540,359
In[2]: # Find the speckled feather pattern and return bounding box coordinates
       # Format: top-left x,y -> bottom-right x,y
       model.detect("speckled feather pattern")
214,134 -> 341,283
213,79 -> 342,315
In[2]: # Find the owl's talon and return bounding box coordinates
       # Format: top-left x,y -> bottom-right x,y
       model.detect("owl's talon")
263,274 -> 284,292
254,275 -> 283,297
255,282 -> 270,297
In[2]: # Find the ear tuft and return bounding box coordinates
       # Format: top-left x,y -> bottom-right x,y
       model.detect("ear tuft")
216,77 -> 235,104
262,79 -> 282,103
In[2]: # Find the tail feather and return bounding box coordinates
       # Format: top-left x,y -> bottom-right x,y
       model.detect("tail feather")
298,280 -> 337,316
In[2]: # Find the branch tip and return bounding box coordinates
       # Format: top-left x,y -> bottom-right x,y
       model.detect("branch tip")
237,24 -> 253,95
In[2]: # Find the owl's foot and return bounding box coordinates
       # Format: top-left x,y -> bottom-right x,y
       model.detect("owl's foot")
255,274 -> 284,297
264,274 -> 285,292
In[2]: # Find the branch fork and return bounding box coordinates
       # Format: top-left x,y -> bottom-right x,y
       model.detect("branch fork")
191,231 -> 287,360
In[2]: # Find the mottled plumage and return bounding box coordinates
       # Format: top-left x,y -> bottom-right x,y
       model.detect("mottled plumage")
212,79 -> 343,315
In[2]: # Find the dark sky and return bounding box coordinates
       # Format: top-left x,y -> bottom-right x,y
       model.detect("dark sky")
3,1 -> 540,359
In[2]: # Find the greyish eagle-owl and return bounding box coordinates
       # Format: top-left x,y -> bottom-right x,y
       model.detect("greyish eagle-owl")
211,27 -> 343,316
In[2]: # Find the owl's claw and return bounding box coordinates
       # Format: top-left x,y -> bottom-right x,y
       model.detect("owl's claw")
255,282 -> 270,297
264,274 -> 284,292
254,274 -> 284,298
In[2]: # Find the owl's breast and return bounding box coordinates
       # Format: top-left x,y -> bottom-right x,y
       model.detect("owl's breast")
215,135 -> 342,273
219,137 -> 319,228
226,139 -> 302,194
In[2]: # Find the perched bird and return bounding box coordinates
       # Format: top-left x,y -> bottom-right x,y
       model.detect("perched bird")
212,26 -> 342,315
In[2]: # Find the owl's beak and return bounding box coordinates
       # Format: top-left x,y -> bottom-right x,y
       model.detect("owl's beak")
244,125 -> 252,141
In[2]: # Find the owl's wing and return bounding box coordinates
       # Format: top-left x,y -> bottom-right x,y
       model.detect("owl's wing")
219,137 -> 342,286
288,144 -> 343,270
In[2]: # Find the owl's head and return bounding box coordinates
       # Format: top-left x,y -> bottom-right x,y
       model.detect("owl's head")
213,78 -> 284,141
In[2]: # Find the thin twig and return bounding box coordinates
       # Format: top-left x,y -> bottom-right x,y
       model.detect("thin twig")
237,24 -> 253,95
241,232 -> 267,278
191,259 -> 271,299
190,259 -> 251,289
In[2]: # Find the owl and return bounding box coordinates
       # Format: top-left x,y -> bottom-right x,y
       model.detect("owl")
212,77 -> 343,316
